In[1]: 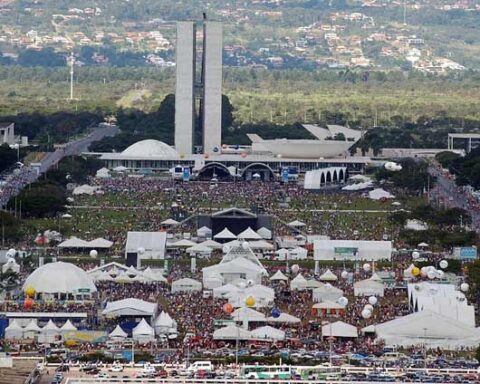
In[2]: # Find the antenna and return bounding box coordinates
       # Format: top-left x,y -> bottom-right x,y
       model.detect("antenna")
69,52 -> 74,101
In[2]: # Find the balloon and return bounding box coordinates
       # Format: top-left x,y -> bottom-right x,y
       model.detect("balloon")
241,152 -> 247,158
245,296 -> 255,307
411,267 -> 420,277
436,270 -> 444,279
89,249 -> 98,258
271,307 -> 281,318
213,147 -> 219,153
337,297 -> 348,307
460,283 -> 469,292
24,297 -> 34,309
341,270 -> 348,279
241,242 -> 250,250
325,283 -> 332,290
291,264 -> 300,274
203,153 -> 209,159
6,248 -> 15,257
223,303 -> 233,314
361,309 -> 372,319
412,251 -> 420,259
439,260 -> 448,269
25,286 -> 36,298
368,296 -> 378,306
137,247 -> 145,255
427,270 -> 436,280
363,263 -> 371,272
364,304 -> 374,312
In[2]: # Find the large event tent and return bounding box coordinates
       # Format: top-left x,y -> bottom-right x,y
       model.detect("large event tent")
270,270 -> 288,281
213,325 -> 251,340
250,326 -> 285,341
214,228 -> 237,241
171,278 -> 202,293
322,321 -> 358,338
102,298 -> 157,318
203,257 -> 266,289
354,278 -> 385,297
313,285 -> 344,303
266,313 -> 301,324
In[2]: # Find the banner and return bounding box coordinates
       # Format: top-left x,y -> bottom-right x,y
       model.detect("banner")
182,167 -> 190,182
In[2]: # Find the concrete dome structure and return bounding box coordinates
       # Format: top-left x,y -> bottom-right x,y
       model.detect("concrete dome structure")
122,140 -> 178,158
23,262 -> 97,296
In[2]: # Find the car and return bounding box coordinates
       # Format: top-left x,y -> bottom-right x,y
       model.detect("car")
95,373 -> 110,380
109,364 -> 123,372
157,369 -> 168,379
55,365 -> 70,372
85,368 -> 100,375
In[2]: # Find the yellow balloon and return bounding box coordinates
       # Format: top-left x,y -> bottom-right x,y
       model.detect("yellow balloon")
25,286 -> 36,298
412,267 -> 420,277
245,296 -> 255,307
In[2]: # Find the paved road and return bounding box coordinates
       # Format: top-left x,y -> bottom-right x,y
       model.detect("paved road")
428,163 -> 480,231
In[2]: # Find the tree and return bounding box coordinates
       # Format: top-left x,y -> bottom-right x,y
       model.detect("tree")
0,144 -> 16,173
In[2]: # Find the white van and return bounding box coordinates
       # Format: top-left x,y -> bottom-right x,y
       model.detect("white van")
187,361 -> 213,373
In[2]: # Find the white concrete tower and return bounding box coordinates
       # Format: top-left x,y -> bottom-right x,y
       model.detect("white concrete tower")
202,21 -> 223,154
175,21 -> 196,155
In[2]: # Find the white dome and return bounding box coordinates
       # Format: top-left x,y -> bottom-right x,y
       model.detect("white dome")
23,262 -> 97,294
122,140 -> 178,158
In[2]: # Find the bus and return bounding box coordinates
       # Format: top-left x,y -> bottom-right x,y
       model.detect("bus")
239,365 -> 292,380
296,364 -> 343,380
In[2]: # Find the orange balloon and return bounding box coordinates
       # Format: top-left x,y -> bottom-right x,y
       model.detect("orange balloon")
223,303 -> 233,314
24,297 -> 34,309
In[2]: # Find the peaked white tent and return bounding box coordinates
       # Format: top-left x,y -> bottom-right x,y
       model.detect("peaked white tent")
172,239 -> 196,248
288,220 -> 306,227
320,269 -> 338,281
257,227 -> 272,240
109,325 -> 128,340
23,320 -> 42,339
197,226 -> 212,238
266,313 -> 301,324
275,248 -> 289,261
58,236 -> 90,248
5,320 -> 23,339
203,257 -> 266,289
290,274 -> 308,290
313,284 -> 343,302
289,247 -> 308,260
60,320 -> 78,333
227,285 -> 275,308
154,311 -> 178,336
322,321 -> 358,338
132,318 -> 155,343
251,326 -> 285,341
171,278 -> 202,293
161,218 -> 179,226
270,270 -> 289,281
214,228 -> 237,241
213,325 -> 251,340
42,319 -> 60,335
102,298 -> 157,318
186,244 -> 213,256
306,279 -> 324,289
237,227 -> 262,240
88,238 -> 113,248
199,239 -> 222,249
231,307 -> 267,322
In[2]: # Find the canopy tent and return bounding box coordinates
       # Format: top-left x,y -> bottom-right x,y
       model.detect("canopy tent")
5,320 -> 23,339
306,279 -> 324,289
275,248 -> 289,261
313,285 -> 343,303
373,310 -> 480,349
58,237 -> 90,248
154,311 -> 178,336
270,270 -> 288,281
199,239 -> 222,250
290,274 -> 308,290
186,244 -> 213,256
405,219 -> 428,231
322,321 -> 358,338
214,228 -> 237,240
257,227 -> 272,240
197,226 -> 213,238
354,279 -> 385,297
96,167 -> 111,178
60,320 -> 78,333
172,239 -> 197,248
213,283 -> 241,298
42,319 -> 60,335
72,184 -> 98,195
368,188 -> 395,200
109,325 -> 128,340
288,220 -> 306,227
313,301 -> 345,310
132,318 -> 155,343
87,238 -> 113,249
237,227 -> 262,240
342,181 -> 373,191
418,242 -> 429,247
161,218 -> 179,226
289,247 -> 308,260
23,320 -> 41,339
319,269 -> 338,281
171,278 -> 202,293
248,240 -> 274,250
102,298 -> 157,318
231,307 -> 267,322
125,231 -> 166,260
250,326 -> 285,341
266,313 -> 301,324
203,256 -> 267,289
227,285 -> 275,308
213,325 -> 251,340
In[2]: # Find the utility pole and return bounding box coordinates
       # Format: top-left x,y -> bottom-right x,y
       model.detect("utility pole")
69,52 -> 75,101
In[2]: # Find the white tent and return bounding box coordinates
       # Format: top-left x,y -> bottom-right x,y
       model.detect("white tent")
197,226 -> 212,238
199,239 -> 222,249
72,184 -> 98,195
154,311 -> 177,336
213,325 -> 251,340
132,318 -> 155,343
257,227 -> 272,240
172,239 -> 196,248
405,219 -> 428,231
109,325 -> 128,340
5,320 -> 23,339
214,228 -> 237,240
231,307 -> 267,322
322,321 -> 358,338
42,319 -> 60,335
23,320 -> 41,339
342,181 -> 373,191
290,274 -> 308,290
213,283 -> 241,298
266,313 -> 301,324
186,244 -> 213,256
161,218 -> 179,226
368,188 -> 395,200
275,248 -> 289,261
306,279 -> 324,289
87,238 -> 113,249
237,227 -> 262,240
171,278 -> 202,293
125,231 -> 166,260
289,247 -> 308,260
248,240 -> 274,250
203,257 -> 266,289
270,270 -> 288,281
354,279 -> 385,297
58,236 -> 90,248
103,298 -> 157,318
313,300 -> 345,310
96,167 -> 111,178
60,320 -> 78,333
251,326 -> 285,341
227,285 -> 275,308
319,269 -> 338,281
288,220 -> 306,227
313,285 -> 343,302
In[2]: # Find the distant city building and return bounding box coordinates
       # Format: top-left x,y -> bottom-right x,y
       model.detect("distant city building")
0,122 -> 15,145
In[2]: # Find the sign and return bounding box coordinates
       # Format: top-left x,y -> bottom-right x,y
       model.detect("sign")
214,319 -> 236,330
77,288 -> 90,293
182,167 -> 190,182
454,246 -> 477,260
281,167 -> 289,183
334,247 -> 359,256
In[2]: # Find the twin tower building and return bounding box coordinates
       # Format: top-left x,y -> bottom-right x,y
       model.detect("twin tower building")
175,20 -> 223,155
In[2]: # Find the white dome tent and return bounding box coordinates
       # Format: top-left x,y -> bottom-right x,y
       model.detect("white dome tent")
23,262 -> 97,300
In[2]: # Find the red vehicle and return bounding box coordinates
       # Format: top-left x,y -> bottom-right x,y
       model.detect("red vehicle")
157,369 -> 168,379
195,369 -> 207,379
